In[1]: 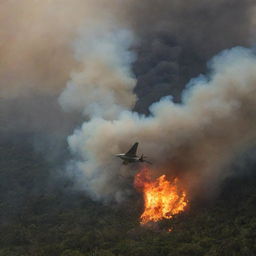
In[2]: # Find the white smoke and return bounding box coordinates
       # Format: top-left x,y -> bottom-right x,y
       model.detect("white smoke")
59,27 -> 138,202
62,45 -> 256,202
59,28 -> 137,119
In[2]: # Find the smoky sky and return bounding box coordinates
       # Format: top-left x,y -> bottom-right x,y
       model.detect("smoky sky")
1,0 -> 254,135
1,0 -> 256,203
64,46 -> 256,201
1,0 -> 255,101
127,0 -> 255,112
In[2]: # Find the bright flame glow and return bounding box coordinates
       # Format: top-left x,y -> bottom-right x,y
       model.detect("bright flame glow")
134,168 -> 188,225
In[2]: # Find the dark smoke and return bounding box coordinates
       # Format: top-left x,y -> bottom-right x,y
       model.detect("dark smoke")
0,0 -> 256,204
128,0 -> 254,112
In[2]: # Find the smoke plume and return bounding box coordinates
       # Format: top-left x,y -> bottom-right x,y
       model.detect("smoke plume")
1,0 -> 256,203
1,0 -> 254,101
127,0 -> 255,111
0,0 -> 126,135
59,28 -> 137,119
64,47 -> 256,202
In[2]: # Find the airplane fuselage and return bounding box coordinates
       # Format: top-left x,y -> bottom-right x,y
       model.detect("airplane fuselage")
115,142 -> 151,165
115,154 -> 140,163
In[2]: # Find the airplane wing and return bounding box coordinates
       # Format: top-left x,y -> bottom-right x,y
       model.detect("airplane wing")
125,142 -> 138,157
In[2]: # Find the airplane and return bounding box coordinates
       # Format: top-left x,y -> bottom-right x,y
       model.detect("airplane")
115,142 -> 152,165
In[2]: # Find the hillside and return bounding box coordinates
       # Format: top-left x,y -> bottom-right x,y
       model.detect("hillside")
0,133 -> 255,256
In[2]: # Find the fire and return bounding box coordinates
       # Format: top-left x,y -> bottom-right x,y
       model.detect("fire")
134,168 -> 188,225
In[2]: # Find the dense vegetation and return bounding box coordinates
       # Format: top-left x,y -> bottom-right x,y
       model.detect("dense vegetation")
0,133 -> 256,256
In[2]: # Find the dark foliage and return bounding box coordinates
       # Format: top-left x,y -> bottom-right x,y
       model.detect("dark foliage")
0,134 -> 255,256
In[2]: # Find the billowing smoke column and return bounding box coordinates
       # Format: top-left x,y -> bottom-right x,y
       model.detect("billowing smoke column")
59,28 -> 137,119
1,0 -> 256,203
62,46 -> 256,202
1,0 -> 255,133
59,28 -> 138,202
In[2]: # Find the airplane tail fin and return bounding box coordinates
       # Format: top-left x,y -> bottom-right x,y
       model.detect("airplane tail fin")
125,142 -> 139,156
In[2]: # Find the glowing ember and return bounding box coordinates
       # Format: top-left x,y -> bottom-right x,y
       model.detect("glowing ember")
134,168 -> 188,225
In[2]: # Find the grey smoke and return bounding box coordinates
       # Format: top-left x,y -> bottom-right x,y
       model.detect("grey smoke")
63,47 -> 256,202
59,28 -> 137,120
0,0 -> 256,203
128,0 -> 255,111
1,0 -> 254,101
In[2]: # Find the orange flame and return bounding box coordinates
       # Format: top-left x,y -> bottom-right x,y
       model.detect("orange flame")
134,168 -> 188,225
